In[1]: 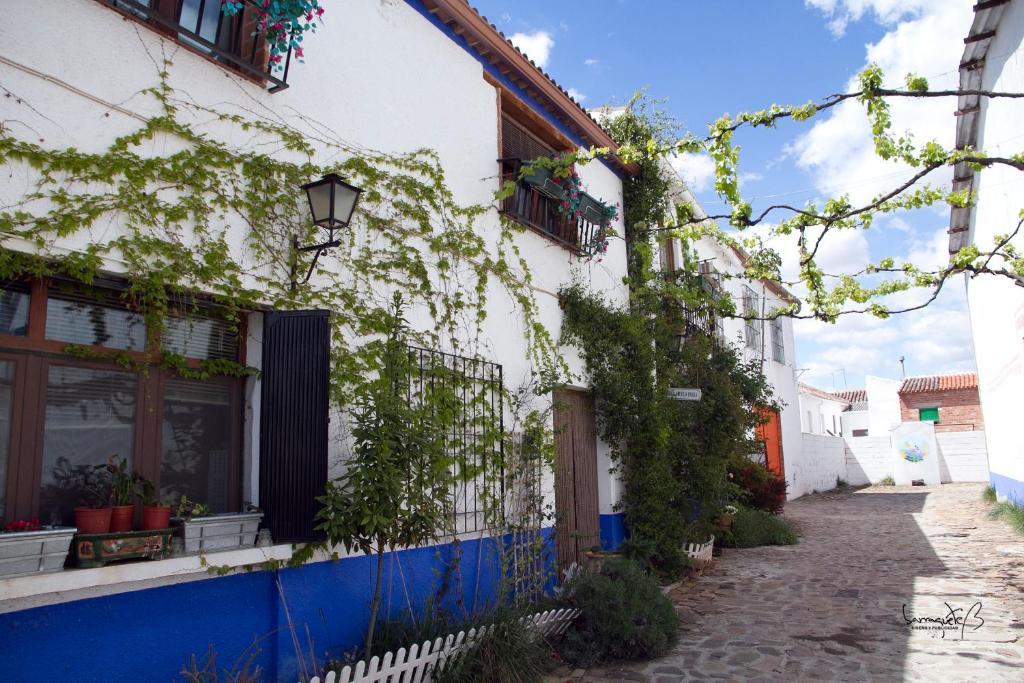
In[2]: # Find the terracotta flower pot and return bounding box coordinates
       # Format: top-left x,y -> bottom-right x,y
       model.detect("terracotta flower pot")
74,507 -> 112,534
109,504 -> 136,533
141,505 -> 172,531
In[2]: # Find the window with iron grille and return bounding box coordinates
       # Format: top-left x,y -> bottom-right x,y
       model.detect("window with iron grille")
408,346 -> 504,534
743,286 -> 762,351
771,316 -> 785,363
699,262 -> 726,342
498,116 -> 604,254
101,0 -> 290,91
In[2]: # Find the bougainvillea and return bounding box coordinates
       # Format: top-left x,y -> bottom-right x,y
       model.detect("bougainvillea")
221,0 -> 324,68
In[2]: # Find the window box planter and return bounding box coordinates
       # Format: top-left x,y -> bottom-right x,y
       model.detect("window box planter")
171,512 -> 262,555
577,192 -> 608,225
521,165 -> 568,201
0,526 -> 77,579
72,528 -> 172,569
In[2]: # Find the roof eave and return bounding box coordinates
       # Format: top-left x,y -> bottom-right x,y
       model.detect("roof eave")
422,0 -> 639,176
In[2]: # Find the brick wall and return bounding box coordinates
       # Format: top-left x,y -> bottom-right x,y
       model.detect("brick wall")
898,388 -> 984,432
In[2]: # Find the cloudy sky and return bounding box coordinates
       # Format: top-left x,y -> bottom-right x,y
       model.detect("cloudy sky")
473,0 -> 979,391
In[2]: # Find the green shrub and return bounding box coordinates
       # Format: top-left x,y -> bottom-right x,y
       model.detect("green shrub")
989,500 -> 1024,535
557,558 -> 679,667
724,507 -> 797,548
982,485 -> 998,504
435,612 -> 553,683
878,475 -> 895,486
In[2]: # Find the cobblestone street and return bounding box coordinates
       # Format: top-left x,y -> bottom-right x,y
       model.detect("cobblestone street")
572,484 -> 1024,682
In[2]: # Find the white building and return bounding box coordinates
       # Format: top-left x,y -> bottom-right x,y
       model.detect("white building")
0,1 -> 632,678
949,0 -> 1024,504
662,178 -> 804,499
799,383 -> 849,436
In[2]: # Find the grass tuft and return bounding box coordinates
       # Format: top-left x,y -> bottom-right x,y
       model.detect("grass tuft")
878,475 -> 895,486
982,485 -> 998,504
989,500 -> 1024,536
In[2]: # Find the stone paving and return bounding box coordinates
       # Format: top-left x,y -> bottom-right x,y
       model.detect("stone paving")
557,483 -> 1024,682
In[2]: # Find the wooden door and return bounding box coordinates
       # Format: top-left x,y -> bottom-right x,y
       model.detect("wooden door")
756,407 -> 785,478
553,388 -> 600,572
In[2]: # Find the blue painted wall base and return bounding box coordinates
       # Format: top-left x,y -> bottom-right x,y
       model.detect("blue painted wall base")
0,529 -> 554,683
599,513 -> 628,551
991,471 -> 1024,504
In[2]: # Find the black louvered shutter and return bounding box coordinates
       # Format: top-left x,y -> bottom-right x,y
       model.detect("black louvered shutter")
260,310 -> 329,542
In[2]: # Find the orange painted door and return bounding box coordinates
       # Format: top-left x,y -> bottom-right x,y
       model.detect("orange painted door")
756,407 -> 785,478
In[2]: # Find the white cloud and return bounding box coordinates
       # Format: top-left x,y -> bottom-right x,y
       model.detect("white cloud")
670,153 -> 716,193
508,30 -> 554,69
805,0 -> 932,37
789,1 -> 972,204
567,88 -> 587,103
739,172 -> 763,185
584,58 -> 600,67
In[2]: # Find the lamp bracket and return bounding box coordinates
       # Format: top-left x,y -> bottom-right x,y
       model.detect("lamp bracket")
290,236 -> 343,291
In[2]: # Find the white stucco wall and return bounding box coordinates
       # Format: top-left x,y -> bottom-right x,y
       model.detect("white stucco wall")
967,0 -> 1024,495
0,1 -> 628,517
865,375 -> 901,436
844,436 -> 895,486
793,433 -> 847,497
841,410 -> 870,435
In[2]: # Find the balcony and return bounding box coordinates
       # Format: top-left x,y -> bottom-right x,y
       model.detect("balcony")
500,169 -> 605,256
100,0 -> 291,92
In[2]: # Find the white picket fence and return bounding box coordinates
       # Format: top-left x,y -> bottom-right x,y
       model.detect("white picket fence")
683,535 -> 714,568
311,608 -> 580,683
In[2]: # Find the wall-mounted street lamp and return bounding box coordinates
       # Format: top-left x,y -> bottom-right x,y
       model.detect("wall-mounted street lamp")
291,173 -> 363,291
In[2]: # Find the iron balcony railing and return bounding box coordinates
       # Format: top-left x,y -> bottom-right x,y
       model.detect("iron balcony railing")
102,0 -> 292,91
500,172 -> 603,256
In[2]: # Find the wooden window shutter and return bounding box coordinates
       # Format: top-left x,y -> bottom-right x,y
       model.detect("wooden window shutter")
259,310 -> 330,542
502,116 -> 556,161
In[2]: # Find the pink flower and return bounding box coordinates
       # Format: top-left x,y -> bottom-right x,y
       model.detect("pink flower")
295,46 -> 304,58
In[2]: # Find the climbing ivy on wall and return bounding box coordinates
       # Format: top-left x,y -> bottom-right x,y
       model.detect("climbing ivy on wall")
0,60 -> 563,402
559,100 -> 777,578
0,57 -> 564,602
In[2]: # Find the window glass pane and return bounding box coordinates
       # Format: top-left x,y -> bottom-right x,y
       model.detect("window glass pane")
0,285 -> 29,336
46,293 -> 146,351
0,361 -> 14,520
162,315 -> 239,361
40,366 -> 137,525
160,378 -> 232,513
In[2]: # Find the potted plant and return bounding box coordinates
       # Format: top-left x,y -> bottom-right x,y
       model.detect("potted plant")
714,504 -> 737,531
0,518 -> 77,579
577,192 -> 608,225
521,161 -> 568,201
171,496 -> 262,554
104,456 -> 138,532
138,479 -> 172,531
73,464 -> 112,534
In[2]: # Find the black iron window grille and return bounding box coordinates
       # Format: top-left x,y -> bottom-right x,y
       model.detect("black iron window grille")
102,0 -> 292,91
743,285 -> 762,351
771,316 -> 785,364
407,346 -> 504,534
674,262 -> 724,343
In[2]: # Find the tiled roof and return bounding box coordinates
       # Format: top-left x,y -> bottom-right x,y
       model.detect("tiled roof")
899,373 -> 978,394
798,383 -> 850,404
833,389 -> 867,403
422,1 -> 636,174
